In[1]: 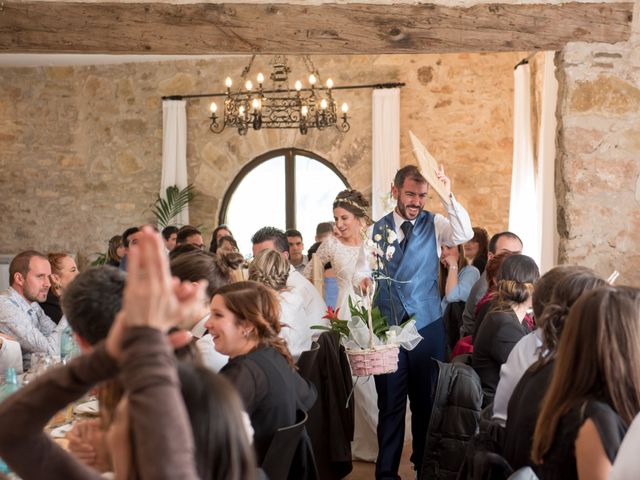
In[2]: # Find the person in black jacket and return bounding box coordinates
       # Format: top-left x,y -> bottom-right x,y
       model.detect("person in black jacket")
472,255 -> 539,406
206,281 -> 317,473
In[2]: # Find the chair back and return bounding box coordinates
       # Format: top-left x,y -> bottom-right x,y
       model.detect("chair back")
262,410 -> 308,480
296,341 -> 320,380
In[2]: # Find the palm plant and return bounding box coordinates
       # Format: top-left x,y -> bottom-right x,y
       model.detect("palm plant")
151,184 -> 196,229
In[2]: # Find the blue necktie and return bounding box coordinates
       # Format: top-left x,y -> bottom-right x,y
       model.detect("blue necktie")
400,221 -> 413,252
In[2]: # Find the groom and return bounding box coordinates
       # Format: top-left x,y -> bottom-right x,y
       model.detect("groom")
370,165 -> 473,479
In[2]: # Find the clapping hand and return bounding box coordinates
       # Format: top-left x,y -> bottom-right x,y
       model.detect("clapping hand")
106,226 -> 206,359
435,164 -> 452,198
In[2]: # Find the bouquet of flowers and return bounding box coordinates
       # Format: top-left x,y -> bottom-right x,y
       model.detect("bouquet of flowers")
313,225 -> 422,376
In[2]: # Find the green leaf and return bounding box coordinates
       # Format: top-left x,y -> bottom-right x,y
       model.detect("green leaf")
151,184 -> 196,228
90,252 -> 107,266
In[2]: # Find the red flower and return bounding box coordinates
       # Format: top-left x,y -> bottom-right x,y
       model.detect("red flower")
323,306 -> 341,322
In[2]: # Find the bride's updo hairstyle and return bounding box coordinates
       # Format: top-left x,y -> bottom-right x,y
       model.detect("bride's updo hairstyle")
333,189 -> 370,222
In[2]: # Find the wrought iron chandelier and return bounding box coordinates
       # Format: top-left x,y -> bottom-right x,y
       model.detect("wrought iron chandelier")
208,55 -> 349,135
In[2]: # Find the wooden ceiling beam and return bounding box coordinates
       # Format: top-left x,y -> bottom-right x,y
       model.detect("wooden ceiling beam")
0,2 -> 633,55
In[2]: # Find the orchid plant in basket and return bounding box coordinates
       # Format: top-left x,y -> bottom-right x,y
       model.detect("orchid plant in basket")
312,225 -> 422,376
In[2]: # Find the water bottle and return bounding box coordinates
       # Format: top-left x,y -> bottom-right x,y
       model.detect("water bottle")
0,368 -> 20,402
60,325 -> 78,364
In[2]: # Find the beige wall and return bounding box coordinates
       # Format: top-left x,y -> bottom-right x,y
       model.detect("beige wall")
556,41 -> 640,286
0,52 -> 521,262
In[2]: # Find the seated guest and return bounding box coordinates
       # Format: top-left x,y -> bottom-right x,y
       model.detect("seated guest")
285,229 -> 308,274
252,226 -> 326,326
463,226 -> 489,274
106,235 -> 125,267
493,266 -> 604,425
248,249 -> 317,360
460,231 -> 523,338
118,226 -> 143,272
502,269 -> 607,468
207,281 -> 317,466
38,252 -> 80,324
531,286 -> 640,480
169,243 -> 202,261
177,225 -> 205,250
209,224 -> 233,254
471,251 -> 515,338
0,228 -> 256,480
439,243 -> 480,314
0,251 -> 62,370
162,226 -> 179,252
171,251 -> 245,371
472,254 -> 539,405
217,235 -> 239,255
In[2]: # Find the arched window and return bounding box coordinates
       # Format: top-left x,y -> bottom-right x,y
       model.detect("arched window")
220,148 -> 349,256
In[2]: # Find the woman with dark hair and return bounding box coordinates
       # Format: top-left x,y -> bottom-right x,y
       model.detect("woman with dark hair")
302,189 -> 378,461
39,252 -> 80,324
439,243 -> 480,314
501,269 -> 607,467
463,226 -> 489,274
493,266 -> 605,426
217,235 -> 239,255
209,224 -> 233,254
471,254 -> 539,405
530,287 -> 640,480
106,235 -> 125,267
178,363 -> 257,480
206,281 -> 316,468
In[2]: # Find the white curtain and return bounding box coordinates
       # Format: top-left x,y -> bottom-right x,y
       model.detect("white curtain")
161,100 -> 189,227
536,52 -> 559,273
508,63 -> 540,265
371,88 -> 400,220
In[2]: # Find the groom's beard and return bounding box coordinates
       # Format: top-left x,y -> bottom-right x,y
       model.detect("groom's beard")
396,200 -> 422,220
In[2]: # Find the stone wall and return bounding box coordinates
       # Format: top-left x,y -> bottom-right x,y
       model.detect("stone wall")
0,52 -> 522,262
556,41 -> 640,286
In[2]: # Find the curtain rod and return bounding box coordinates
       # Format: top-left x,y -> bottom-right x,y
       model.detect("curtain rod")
514,52 -> 537,70
162,82 -> 405,101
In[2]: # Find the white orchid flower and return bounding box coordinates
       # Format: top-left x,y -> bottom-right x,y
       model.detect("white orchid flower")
385,245 -> 396,261
386,230 -> 397,244
373,233 -> 382,242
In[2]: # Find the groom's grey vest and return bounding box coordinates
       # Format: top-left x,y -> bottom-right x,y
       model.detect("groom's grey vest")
373,211 -> 441,331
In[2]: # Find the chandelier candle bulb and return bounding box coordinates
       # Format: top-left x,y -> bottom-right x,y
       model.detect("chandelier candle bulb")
225,77 -> 233,88
341,103 -> 349,113
209,102 -> 217,113
320,98 -> 328,110
301,105 -> 309,117
245,80 -> 253,91
252,98 -> 261,111
309,74 -> 317,86
257,73 -> 264,84
326,78 -> 334,89
295,80 -> 302,92
239,105 -> 245,116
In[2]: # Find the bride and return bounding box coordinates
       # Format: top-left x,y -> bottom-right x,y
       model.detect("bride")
304,189 -> 379,462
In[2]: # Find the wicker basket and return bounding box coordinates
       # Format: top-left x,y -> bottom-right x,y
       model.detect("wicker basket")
346,344 -> 400,376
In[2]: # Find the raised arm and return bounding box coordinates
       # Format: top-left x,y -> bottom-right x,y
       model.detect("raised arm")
0,344 -> 118,480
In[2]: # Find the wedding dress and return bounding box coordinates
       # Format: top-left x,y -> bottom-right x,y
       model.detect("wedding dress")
304,235 -> 379,462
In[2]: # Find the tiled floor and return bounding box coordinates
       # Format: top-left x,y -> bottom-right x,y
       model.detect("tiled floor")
346,441 -> 414,479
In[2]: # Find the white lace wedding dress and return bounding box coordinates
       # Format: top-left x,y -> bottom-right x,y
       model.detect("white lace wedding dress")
304,235 -> 379,462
